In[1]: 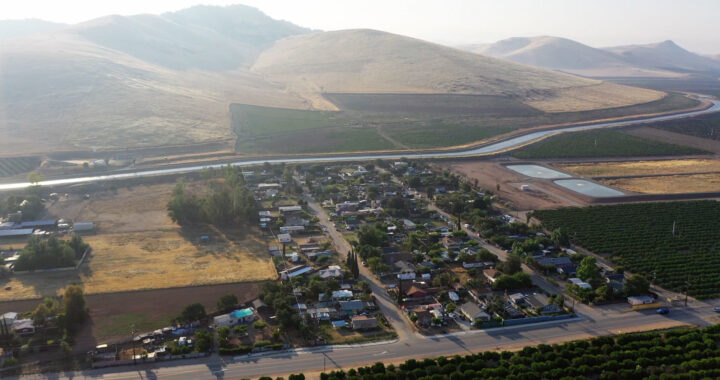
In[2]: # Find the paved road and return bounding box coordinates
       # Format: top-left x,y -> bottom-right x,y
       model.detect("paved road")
1,98 -> 718,191
298,178 -> 415,341
11,305 -> 718,380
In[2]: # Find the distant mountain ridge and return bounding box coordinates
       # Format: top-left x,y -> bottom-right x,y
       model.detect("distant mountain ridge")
0,19 -> 67,40
463,36 -> 720,77
0,5 -> 666,155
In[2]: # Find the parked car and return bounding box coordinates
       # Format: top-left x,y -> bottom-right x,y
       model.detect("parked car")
656,307 -> 670,315
362,261 -> 368,267
713,307 -> 720,313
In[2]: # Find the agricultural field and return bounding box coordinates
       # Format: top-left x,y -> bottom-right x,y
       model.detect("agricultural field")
558,159 -> 720,177
533,201 -> 720,299
230,93 -> 700,154
513,130 -> 708,159
602,173 -> 720,194
0,182 -> 276,301
0,156 -> 41,177
650,112 -> 720,141
316,325 -> 720,380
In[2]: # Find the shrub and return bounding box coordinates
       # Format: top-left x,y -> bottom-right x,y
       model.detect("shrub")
253,321 -> 268,329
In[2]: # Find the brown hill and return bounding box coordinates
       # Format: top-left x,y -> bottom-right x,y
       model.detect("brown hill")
464,36 -> 678,77
253,29 -> 663,112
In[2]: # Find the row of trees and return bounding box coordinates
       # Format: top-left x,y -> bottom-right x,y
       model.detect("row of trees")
13,235 -> 88,271
167,167 -> 258,226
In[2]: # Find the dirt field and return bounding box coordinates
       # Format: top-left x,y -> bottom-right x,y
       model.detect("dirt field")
602,173 -> 720,194
0,282 -> 263,350
0,183 -> 276,301
558,159 -> 720,177
442,160 -> 587,210
626,127 -> 720,154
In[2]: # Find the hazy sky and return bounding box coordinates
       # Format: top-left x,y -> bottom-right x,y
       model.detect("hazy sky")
2,0 -> 718,54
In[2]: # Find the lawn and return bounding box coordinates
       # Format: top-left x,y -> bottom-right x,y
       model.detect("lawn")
383,122 -> 516,149
558,159 -> 720,177
231,104 -> 351,136
533,200 -> 720,299
513,130 -> 708,159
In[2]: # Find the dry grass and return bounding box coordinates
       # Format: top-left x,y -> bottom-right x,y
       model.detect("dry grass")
524,82 -> 664,112
0,182 -> 276,301
601,173 -> 720,194
559,159 -> 720,177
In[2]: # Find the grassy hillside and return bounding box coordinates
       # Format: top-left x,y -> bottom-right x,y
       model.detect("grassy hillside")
513,130 -> 708,159
253,29 -> 664,112
605,40 -> 720,73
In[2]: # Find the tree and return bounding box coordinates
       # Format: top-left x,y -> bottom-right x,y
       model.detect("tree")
217,294 -> 238,312
28,172 -> 44,185
178,303 -> 207,324
577,257 -> 601,285
625,274 -> 651,296
551,228 -> 570,247
500,255 -> 522,275
357,225 -> 388,247
63,285 -> 87,329
194,330 -> 213,352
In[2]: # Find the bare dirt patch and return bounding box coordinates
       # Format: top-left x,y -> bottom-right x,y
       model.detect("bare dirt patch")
626,127 -> 720,154
0,182 -> 276,301
442,160 -> 587,210
602,173 -> 720,194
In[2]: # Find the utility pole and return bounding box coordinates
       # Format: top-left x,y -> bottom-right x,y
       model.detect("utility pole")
131,324 -> 137,364
685,274 -> 690,307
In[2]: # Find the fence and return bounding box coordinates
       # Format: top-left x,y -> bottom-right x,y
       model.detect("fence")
502,313 -> 576,327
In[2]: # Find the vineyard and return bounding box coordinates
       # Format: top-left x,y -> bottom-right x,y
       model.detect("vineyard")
313,325 -> 720,380
533,201 -> 720,299
512,130 -> 707,159
0,157 -> 41,177
652,112 -> 720,141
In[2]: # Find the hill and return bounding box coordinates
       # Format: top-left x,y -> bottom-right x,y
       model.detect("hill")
604,40 -> 720,74
0,5 -> 312,155
0,19 -> 66,40
465,36 -> 684,77
253,29 -> 663,111
72,4 -> 310,70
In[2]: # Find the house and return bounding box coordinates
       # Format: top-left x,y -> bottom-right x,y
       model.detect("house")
339,300 -> 365,315
351,315 -> 378,330
280,266 -> 313,280
252,299 -> 270,314
605,273 -> 626,283
213,308 -> 256,327
556,263 -> 578,276
335,202 -> 359,213
536,256 -> 573,267
402,219 -> 416,230
318,265 -> 343,279
504,303 -> 525,319
459,302 -> 490,322
409,307 -> 432,327
483,269 -> 502,283
509,293 -> 527,307
331,290 -> 353,300
332,320 -> 347,329
405,286 -> 428,299
11,319 -> 35,336
306,250 -> 333,261
277,234 -> 292,244
308,307 -> 335,321
441,236 -> 462,251
627,295 -> 655,306
569,278 -> 592,289
279,225 -> 305,234
279,205 -> 303,213
526,294 -> 563,315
